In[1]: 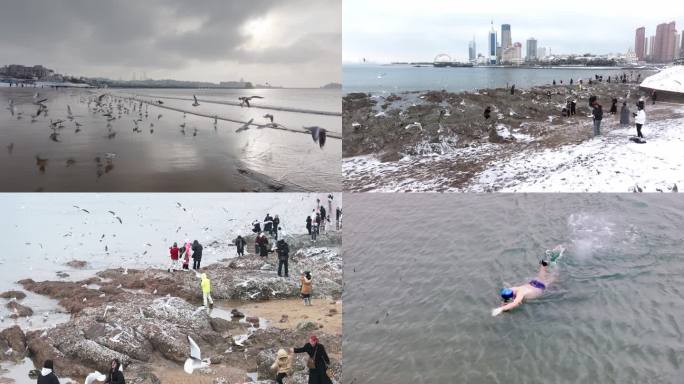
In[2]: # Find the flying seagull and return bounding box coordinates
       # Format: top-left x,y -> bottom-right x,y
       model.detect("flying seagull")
184,335 -> 211,374
304,126 -> 328,148
238,96 -> 264,108
192,95 -> 200,107
263,114 -> 274,123
235,119 -> 254,133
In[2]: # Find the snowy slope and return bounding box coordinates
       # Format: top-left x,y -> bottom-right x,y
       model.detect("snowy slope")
640,66 -> 684,93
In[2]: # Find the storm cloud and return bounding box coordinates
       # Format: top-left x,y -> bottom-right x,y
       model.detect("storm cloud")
0,0 -> 340,87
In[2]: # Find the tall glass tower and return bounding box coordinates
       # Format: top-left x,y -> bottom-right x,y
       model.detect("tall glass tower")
489,21 -> 497,65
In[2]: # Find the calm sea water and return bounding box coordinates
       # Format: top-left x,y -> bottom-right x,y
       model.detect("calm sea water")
343,64 -> 648,93
0,87 -> 341,191
0,193 -> 339,317
343,194 -> 684,384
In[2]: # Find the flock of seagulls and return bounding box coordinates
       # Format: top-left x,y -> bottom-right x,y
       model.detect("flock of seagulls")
4,90 -> 331,178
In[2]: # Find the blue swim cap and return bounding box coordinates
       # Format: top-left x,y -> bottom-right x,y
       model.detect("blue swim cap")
500,288 -> 514,301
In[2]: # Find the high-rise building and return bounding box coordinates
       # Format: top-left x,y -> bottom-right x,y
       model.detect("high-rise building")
635,27 -> 646,60
502,42 -> 523,65
468,37 -> 477,63
653,21 -> 676,63
675,32 -> 682,58
526,38 -> 537,62
644,38 -> 649,57
649,35 -> 655,58
501,24 -> 512,50
537,47 -> 547,60
488,21 -> 497,65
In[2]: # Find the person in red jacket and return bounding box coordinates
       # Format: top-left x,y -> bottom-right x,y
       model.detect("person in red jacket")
256,232 -> 270,257
168,242 -> 180,272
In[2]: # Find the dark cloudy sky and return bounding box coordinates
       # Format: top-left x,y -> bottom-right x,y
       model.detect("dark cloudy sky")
0,0 -> 340,87
343,0 -> 683,63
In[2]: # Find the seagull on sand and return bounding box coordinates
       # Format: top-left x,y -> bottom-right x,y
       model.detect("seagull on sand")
85,371 -> 106,384
192,95 -> 200,107
404,122 -> 423,131
235,119 -> 254,133
184,336 -> 211,374
263,114 -> 274,123
304,126 -> 327,148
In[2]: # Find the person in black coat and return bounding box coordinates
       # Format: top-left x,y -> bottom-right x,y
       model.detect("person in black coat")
264,213 -> 273,235
306,216 -> 312,235
483,106 -> 491,120
37,360 -> 60,384
104,359 -> 125,384
273,215 -> 280,240
570,99 -> 577,115
252,220 -> 261,234
275,239 -> 290,277
191,240 -> 203,270
291,335 -> 332,384
234,235 -> 246,257
609,98 -> 618,115
510,84 -> 515,95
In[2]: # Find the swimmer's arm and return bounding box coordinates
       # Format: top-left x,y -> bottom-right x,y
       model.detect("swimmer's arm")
491,294 -> 524,317
500,294 -> 524,312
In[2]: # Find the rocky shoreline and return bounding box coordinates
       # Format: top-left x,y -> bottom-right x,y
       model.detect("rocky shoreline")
343,73 -> 684,192
0,232 -> 342,384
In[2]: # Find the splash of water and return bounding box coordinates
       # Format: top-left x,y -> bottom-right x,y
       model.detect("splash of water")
567,213 -> 616,260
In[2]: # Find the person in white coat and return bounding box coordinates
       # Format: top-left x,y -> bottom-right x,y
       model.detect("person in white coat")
634,106 -> 646,138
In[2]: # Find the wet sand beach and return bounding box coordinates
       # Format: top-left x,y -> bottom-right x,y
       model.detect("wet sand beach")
0,87 -> 341,192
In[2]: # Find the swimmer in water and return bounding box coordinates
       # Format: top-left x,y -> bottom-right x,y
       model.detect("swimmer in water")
491,256 -> 558,317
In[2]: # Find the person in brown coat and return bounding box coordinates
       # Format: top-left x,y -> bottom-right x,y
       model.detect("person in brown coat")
300,271 -> 312,306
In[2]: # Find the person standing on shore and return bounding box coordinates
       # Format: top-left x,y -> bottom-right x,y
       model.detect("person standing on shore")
552,80 -> 556,85
336,207 -> 342,230
252,219 -> 261,234
234,235 -> 246,257
510,84 -> 515,95
300,271 -> 313,306
570,99 -> 577,116
169,242 -> 180,272
182,240 -> 191,270
264,213 -> 274,236
291,335 -> 332,384
199,273 -> 214,310
610,98 -> 618,115
276,238 -> 290,277
484,106 -> 491,120
273,215 -> 280,240
191,240 -> 203,270
620,102 -> 630,128
256,232 -> 269,257
570,78 -> 574,85
37,360 -> 59,384
651,90 -> 657,105
306,215 -> 312,236
591,99 -> 603,136
634,105 -> 646,138
315,212 -> 322,235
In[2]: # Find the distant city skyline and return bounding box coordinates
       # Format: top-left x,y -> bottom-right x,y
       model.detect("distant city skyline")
343,0 -> 683,63
0,0 -> 340,87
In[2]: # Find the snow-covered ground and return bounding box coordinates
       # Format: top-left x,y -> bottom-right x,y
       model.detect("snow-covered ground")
468,110 -> 684,192
344,106 -> 684,193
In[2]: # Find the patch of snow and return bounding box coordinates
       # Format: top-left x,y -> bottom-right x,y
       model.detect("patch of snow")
640,66 -> 684,93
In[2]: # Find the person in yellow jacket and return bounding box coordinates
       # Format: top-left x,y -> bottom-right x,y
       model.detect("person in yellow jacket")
270,348 -> 293,384
200,273 -> 214,309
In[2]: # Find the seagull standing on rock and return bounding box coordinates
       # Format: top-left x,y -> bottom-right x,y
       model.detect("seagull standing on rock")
184,335 -> 211,374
